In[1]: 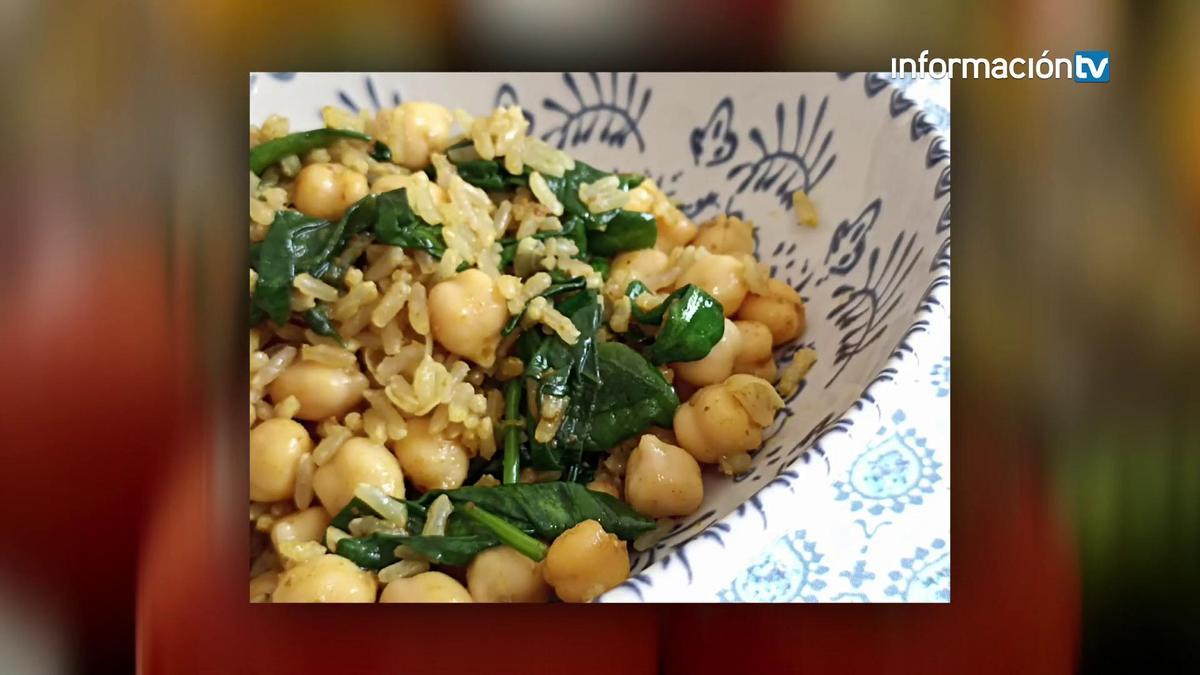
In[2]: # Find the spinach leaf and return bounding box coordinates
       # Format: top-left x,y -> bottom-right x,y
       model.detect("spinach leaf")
251,210 -> 336,325
459,503 -> 548,561
624,282 -> 726,365
524,291 -> 602,471
616,172 -> 645,190
418,482 -> 655,541
453,159 -> 525,192
329,496 -> 426,532
250,128 -> 371,174
368,140 -> 392,163
647,286 -> 725,364
331,481 -> 654,569
371,189 -> 446,258
586,210 -> 657,256
249,189 -> 444,325
336,532 -> 499,568
585,342 -> 679,452
585,255 -> 611,280
303,304 -> 345,346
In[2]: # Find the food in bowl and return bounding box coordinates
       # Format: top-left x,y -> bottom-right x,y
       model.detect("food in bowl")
249,101 -> 818,603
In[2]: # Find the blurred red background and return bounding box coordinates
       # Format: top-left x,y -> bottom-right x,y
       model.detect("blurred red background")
0,0 -> 1196,673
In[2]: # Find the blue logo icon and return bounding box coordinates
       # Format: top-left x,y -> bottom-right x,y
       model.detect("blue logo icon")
1074,51 -> 1110,83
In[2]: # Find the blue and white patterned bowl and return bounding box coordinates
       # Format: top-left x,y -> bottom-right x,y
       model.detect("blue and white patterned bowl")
250,72 -> 951,602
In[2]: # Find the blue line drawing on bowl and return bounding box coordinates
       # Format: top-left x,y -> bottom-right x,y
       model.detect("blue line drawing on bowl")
493,83 -> 535,131
927,136 -> 951,167
833,410 -> 942,516
724,95 -> 837,216
820,198 -> 883,283
542,72 -> 651,152
936,200 -> 951,234
840,560 -> 876,589
825,230 -> 923,387
935,165 -> 951,199
718,529 -> 829,602
884,539 -> 950,602
911,110 -> 937,141
931,237 -> 951,274
930,356 -> 950,397
853,518 -> 893,553
250,72 -> 296,92
329,74 -> 401,116
863,72 -> 891,97
690,97 -> 739,167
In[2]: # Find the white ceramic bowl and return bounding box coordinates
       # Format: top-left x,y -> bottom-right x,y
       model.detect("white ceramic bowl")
251,72 -> 951,602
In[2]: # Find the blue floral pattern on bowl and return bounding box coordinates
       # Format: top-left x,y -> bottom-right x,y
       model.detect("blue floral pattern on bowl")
251,72 -> 950,602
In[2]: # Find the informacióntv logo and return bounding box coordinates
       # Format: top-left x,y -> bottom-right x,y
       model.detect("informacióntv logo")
1074,51 -> 1110,83
891,50 -> 1111,83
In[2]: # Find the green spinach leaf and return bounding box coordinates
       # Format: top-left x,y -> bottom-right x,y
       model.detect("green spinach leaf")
585,342 -> 679,452
624,282 -> 725,365
303,304 -> 345,346
249,189 -> 444,325
251,210 -> 336,324
250,128 -> 371,174
524,291 -> 602,471
418,482 -> 655,541
371,189 -> 447,258
586,210 -> 657,256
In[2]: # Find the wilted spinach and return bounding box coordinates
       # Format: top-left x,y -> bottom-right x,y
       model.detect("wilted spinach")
303,304 -> 345,346
418,482 -> 655,541
523,291 -> 602,473
249,128 -> 371,174
330,481 -> 654,569
624,281 -> 725,364
586,210 -> 657,256
249,188 -> 445,326
585,342 -> 679,452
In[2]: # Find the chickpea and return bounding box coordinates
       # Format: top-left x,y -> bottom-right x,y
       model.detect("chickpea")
380,571 -> 472,603
374,102 -> 455,170
270,506 -> 331,552
610,248 -> 671,291
428,269 -> 508,367
736,357 -> 777,381
675,253 -> 747,316
312,437 -> 404,515
655,213 -> 698,252
736,279 -> 806,346
733,320 -> 774,364
249,418 -> 312,502
389,416 -> 468,492
268,360 -> 368,421
732,320 -> 777,380
673,383 -> 762,463
673,318 -> 741,387
693,215 -> 755,256
542,520 -> 630,603
625,435 -> 704,518
466,545 -> 552,603
293,163 -> 368,221
272,554 -> 377,603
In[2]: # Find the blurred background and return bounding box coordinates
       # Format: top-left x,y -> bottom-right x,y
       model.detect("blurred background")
0,0 -> 1196,673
